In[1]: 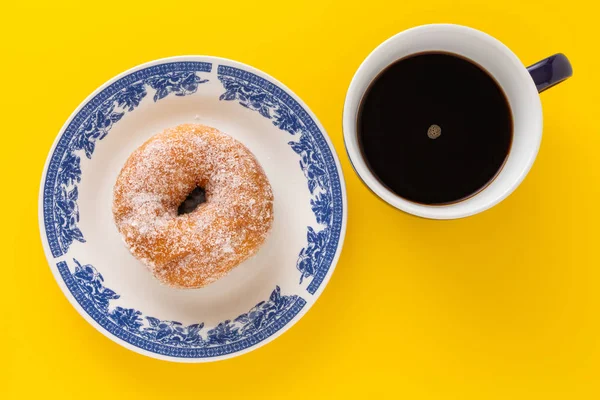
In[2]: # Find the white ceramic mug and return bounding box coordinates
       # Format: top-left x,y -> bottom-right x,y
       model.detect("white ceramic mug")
343,24 -> 572,219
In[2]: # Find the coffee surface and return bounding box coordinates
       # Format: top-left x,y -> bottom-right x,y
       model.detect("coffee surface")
358,52 -> 513,205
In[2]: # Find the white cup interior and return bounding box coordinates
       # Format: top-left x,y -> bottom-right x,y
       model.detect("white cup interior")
343,24 -> 543,219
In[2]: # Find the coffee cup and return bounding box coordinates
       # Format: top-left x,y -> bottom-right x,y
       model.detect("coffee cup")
343,24 -> 572,219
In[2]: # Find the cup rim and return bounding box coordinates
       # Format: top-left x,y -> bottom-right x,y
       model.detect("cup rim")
342,24 -> 543,219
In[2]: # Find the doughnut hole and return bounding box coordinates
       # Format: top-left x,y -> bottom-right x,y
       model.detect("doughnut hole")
177,186 -> 207,215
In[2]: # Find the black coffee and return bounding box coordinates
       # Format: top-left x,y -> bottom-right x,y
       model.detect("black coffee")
358,52 -> 512,205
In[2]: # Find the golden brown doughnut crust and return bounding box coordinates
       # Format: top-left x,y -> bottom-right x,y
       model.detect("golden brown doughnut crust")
112,124 -> 274,288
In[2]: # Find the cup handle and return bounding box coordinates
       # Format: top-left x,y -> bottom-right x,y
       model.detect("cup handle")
527,53 -> 573,93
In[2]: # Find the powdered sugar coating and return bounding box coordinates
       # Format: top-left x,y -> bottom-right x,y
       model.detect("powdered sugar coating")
113,124 -> 274,288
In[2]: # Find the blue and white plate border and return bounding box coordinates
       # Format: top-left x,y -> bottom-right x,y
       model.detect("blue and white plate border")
38,56 -> 347,362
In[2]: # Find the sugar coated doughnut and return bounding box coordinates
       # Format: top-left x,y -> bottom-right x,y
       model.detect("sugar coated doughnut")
112,124 -> 274,288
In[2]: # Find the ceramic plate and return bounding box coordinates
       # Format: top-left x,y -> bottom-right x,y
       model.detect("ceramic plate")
39,56 -> 347,362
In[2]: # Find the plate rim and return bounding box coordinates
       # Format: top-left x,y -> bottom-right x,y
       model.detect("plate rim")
37,55 -> 348,362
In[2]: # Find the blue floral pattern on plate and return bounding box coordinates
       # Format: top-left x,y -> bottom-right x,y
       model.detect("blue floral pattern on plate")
41,60 -> 344,360
62,259 -> 304,356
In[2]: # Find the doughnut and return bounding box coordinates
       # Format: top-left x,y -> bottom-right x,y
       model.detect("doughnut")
112,124 -> 274,288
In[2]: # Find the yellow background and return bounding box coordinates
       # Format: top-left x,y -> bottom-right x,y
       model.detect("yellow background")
2,0 -> 600,398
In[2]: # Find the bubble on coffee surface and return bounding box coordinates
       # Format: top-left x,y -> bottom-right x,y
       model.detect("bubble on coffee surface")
427,124 -> 441,139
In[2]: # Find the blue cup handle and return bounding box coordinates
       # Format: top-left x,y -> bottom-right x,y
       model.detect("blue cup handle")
527,53 -> 573,93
